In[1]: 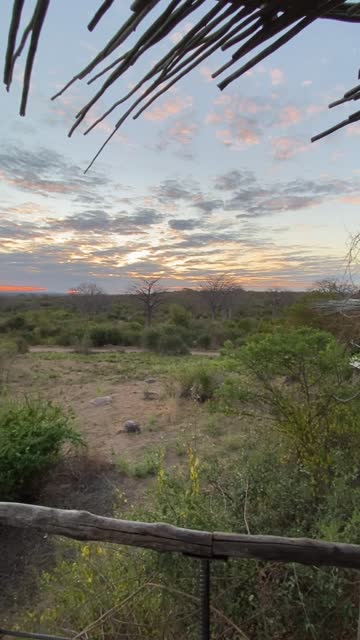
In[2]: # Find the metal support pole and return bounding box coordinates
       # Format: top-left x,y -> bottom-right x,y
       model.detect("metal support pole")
199,559 -> 211,640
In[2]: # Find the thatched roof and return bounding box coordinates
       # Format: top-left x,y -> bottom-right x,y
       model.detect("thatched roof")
4,1 -> 360,169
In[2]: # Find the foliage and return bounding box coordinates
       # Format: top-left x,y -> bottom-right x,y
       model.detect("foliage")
168,304 -> 191,327
23,440 -> 359,640
158,332 -> 189,356
177,362 -> 221,401
142,326 -> 161,351
0,398 -> 83,500
115,448 -> 164,479
237,327 -> 360,489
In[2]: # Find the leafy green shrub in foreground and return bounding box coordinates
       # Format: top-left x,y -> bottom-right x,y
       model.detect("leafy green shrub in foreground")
0,398 -> 83,500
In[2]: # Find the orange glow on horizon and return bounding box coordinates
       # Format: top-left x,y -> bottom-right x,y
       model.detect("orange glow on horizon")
0,285 -> 47,292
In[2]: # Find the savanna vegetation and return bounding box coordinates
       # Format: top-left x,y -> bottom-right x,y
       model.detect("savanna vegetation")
1,277 -> 360,638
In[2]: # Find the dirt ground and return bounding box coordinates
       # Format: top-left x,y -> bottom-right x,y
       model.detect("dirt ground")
9,352 -> 201,461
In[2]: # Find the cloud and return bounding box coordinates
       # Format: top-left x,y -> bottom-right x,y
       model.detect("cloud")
0,145 -> 109,198
167,120 -> 198,145
168,219 -> 198,230
214,169 -> 256,191
271,136 -> 308,161
144,95 -> 192,122
207,95 -> 270,149
270,68 -> 284,86
302,80 -> 313,87
199,66 -> 213,82
276,106 -> 302,127
216,125 -> 260,148
156,119 -> 198,151
195,199 -> 223,214
49,208 -> 162,235
155,178 -> 198,202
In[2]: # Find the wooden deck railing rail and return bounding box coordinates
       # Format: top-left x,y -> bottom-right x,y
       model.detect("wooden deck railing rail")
1,502 -> 360,569
1,501 -> 360,640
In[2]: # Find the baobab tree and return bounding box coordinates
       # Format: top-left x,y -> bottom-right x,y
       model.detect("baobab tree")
200,274 -> 241,319
131,278 -> 165,325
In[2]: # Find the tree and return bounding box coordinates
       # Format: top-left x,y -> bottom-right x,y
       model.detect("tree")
200,274 -> 241,319
265,288 -> 294,319
311,278 -> 355,298
70,282 -> 106,314
131,278 -> 165,326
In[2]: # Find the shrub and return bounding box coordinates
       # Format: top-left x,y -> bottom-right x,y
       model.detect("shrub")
177,363 -> 220,401
142,326 -> 161,351
116,448 -> 164,479
0,398 -> 83,500
15,336 -> 29,353
90,325 -> 123,346
239,327 -> 360,490
168,304 -> 191,327
73,331 -> 93,355
158,332 -> 189,356
197,333 -> 211,349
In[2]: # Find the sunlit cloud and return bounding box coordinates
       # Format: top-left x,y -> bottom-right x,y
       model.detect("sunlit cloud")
144,95 -> 192,121
270,68 -> 284,86
277,105 -> 302,127
271,136 -> 308,161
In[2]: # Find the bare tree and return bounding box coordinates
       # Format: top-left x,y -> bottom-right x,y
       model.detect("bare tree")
311,278 -> 355,298
131,278 -> 165,325
70,282 -> 106,314
200,274 -> 241,319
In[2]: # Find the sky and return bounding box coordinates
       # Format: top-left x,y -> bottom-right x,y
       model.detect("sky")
1,0 -> 360,293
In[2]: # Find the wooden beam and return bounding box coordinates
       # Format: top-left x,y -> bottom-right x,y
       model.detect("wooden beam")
1,503 -> 360,569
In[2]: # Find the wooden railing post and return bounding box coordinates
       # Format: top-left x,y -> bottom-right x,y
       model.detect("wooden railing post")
199,559 -> 211,640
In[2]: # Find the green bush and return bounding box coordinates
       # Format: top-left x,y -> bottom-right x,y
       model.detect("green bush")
15,336 -> 29,354
0,398 -> 83,500
238,327 -> 360,490
90,325 -> 123,346
158,332 -> 189,356
177,362 -> 221,401
142,326 -> 161,351
73,331 -> 93,355
196,333 -> 211,349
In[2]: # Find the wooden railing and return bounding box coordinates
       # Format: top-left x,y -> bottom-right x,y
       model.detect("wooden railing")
1,502 -> 360,639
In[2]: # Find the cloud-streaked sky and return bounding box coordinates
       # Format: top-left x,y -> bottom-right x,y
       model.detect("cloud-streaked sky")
1,1 -> 360,292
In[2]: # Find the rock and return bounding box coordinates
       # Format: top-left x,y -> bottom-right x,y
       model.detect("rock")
123,420 -> 141,433
143,390 -> 158,401
90,395 -> 112,406
145,377 -> 157,384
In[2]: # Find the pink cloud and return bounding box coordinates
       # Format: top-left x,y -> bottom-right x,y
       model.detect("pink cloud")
306,104 -> 325,116
272,136 -> 308,160
205,112 -> 222,124
342,195 -> 360,204
270,68 -> 284,86
144,95 -> 192,121
216,127 -> 260,148
199,66 -> 213,82
277,105 -> 301,127
346,123 -> 360,136
167,121 -> 197,145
